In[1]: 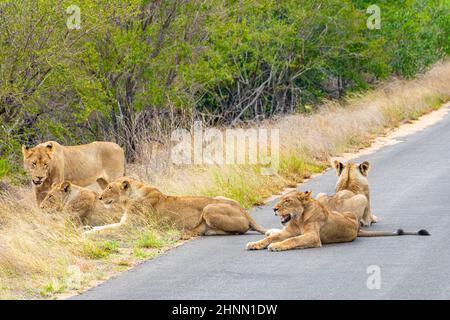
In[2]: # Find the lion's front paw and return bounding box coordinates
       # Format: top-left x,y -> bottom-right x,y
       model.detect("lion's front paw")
180,232 -> 196,240
360,219 -> 371,227
370,214 -> 378,223
246,241 -> 266,250
267,243 -> 286,252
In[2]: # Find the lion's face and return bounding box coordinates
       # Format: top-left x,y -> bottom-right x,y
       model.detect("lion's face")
22,143 -> 55,186
40,181 -> 72,212
98,178 -> 131,206
273,191 -> 311,225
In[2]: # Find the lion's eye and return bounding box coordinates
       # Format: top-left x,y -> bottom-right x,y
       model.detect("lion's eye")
32,162 -> 37,167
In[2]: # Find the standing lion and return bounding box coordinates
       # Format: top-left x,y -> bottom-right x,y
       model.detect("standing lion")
22,141 -> 125,205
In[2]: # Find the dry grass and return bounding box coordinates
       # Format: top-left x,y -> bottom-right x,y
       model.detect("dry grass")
0,187 -> 179,299
131,61 -> 450,206
1,60 -> 449,299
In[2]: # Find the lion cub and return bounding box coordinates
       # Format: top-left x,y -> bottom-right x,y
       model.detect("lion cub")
246,191 -> 429,252
94,176 -> 267,238
40,181 -> 122,226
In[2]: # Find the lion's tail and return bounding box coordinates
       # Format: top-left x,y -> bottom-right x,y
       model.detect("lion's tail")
357,229 -> 430,237
243,210 -> 267,235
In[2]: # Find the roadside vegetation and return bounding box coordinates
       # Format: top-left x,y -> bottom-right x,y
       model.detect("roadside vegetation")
0,0 -> 449,299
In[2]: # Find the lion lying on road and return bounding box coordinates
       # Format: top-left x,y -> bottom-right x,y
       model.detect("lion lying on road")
91,177 -> 267,238
331,160 -> 377,226
246,191 -> 429,252
40,181 -> 123,227
22,141 -> 125,205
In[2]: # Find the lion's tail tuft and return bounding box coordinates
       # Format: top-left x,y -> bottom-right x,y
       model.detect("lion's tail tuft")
358,228 -> 431,237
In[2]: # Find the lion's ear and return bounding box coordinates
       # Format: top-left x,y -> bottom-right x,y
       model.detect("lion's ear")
96,177 -> 109,190
121,180 -> 130,190
22,145 -> 31,158
46,142 -> 54,154
359,161 -> 370,176
60,181 -> 71,193
332,160 -> 344,176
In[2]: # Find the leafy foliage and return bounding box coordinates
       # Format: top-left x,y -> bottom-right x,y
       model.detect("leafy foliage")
0,0 -> 448,171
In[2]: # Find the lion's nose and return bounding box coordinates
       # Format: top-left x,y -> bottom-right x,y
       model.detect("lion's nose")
273,207 -> 278,215
36,176 -> 43,180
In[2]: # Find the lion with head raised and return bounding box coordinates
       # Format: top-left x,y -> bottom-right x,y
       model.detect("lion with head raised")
22,141 -> 125,205
330,160 -> 377,226
90,176 -> 267,238
246,191 -> 429,252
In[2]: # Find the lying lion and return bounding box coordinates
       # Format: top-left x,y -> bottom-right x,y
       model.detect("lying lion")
331,160 -> 377,226
40,181 -> 123,227
246,191 -> 429,252
91,177 -> 267,238
22,141 -> 125,205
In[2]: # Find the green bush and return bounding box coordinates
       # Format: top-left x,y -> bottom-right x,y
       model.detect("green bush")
0,0 -> 448,177
0,158 -> 9,179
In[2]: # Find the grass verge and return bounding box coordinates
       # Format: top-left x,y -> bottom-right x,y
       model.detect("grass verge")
0,61 -> 449,299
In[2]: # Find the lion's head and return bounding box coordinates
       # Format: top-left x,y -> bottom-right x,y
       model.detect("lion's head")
332,160 -> 370,193
22,142 -> 56,186
40,181 -> 72,212
273,191 -> 312,225
98,177 -> 132,206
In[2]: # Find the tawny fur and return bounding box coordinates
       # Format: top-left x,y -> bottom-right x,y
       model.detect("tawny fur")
40,181 -> 123,226
332,160 -> 377,226
22,141 -> 125,205
94,177 -> 267,238
246,191 -> 428,252
315,190 -> 368,226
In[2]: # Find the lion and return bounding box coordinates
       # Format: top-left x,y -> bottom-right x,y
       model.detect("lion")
90,177 -> 267,238
315,190 -> 368,226
22,141 -> 125,205
246,191 -> 429,252
40,181 -> 123,227
331,160 -> 377,226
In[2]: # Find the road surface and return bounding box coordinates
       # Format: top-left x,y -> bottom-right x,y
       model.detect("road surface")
75,107 -> 450,299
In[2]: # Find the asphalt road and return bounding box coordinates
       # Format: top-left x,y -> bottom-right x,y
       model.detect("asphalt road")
75,107 -> 450,300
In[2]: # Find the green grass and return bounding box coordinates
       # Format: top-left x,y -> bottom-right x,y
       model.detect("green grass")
0,158 -> 9,179
135,231 -> 166,249
279,153 -> 326,181
83,240 -> 120,259
40,279 -> 66,298
133,247 -> 159,259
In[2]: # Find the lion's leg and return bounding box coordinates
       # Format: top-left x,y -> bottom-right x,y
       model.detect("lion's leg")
267,231 -> 321,252
246,229 -> 294,250
265,228 -> 282,236
361,203 -> 377,226
201,204 -> 250,235
315,192 -> 327,200
182,217 -> 207,239
84,212 -> 128,235
35,188 -> 47,206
